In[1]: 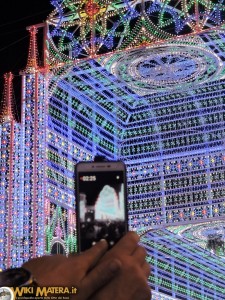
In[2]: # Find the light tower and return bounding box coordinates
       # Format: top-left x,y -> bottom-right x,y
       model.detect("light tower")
19,24 -> 48,260
0,72 -> 21,269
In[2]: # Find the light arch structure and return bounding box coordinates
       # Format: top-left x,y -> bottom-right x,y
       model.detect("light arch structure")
43,2 -> 225,296
45,31 -> 225,298
1,0 -> 225,299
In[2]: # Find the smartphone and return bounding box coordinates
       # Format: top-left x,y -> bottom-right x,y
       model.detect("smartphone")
75,160 -> 128,252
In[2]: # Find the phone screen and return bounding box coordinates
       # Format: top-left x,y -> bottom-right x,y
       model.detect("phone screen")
76,164 -> 127,251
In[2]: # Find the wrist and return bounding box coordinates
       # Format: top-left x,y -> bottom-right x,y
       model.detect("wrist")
0,267 -> 38,287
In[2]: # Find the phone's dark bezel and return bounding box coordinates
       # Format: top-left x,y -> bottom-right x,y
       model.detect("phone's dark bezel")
75,160 -> 128,253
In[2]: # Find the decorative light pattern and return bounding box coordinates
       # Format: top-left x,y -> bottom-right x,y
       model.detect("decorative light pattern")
0,122 -> 21,269
141,226 -> 225,299
45,203 -> 76,254
19,72 -> 47,260
141,221 -> 225,299
45,27 -> 225,297
0,73 -> 21,269
149,0 -> 225,34
151,292 -> 178,300
100,41 -> 224,94
45,52 -> 225,235
168,221 -> 225,257
0,1 -> 225,299
46,0 -> 225,64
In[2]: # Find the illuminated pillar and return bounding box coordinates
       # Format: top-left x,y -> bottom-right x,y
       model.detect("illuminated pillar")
19,25 -> 48,260
0,73 -> 21,269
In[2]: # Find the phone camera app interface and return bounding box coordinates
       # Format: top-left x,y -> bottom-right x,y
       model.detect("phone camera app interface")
78,171 -> 126,250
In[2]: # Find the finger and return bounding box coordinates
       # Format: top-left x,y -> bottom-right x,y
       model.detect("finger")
68,252 -> 80,258
108,231 -> 140,256
133,285 -> 151,300
22,255 -> 66,272
132,245 -> 147,265
80,239 -> 108,271
80,258 -> 122,299
141,261 -> 151,278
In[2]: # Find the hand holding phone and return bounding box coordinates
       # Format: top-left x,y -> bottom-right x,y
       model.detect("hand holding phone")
75,160 -> 128,252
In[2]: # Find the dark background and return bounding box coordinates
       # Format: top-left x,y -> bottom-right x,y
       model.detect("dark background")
0,1 -> 53,110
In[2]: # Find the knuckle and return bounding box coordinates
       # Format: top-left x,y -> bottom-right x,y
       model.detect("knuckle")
94,265 -> 111,284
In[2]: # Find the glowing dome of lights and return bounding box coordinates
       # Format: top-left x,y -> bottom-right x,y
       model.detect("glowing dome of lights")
167,221 -> 225,256
101,43 -> 224,95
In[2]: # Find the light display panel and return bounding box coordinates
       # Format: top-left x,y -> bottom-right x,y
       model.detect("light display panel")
0,1 -> 225,299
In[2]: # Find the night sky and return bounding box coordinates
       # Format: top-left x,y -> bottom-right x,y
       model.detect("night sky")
0,1 -> 53,107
